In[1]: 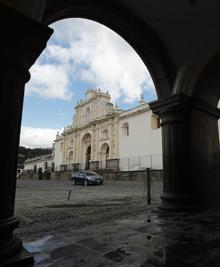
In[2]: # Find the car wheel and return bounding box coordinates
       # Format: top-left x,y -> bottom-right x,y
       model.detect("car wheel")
84,180 -> 88,186
74,180 -> 77,185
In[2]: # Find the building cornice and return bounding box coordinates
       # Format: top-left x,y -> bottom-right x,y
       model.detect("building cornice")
62,112 -> 120,135
119,105 -> 151,120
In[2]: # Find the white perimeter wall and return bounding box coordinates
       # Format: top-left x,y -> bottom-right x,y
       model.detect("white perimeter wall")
54,139 -> 63,169
119,111 -> 162,170
24,158 -> 53,172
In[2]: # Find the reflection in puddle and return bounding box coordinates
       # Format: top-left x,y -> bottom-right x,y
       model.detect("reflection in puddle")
24,235 -> 53,253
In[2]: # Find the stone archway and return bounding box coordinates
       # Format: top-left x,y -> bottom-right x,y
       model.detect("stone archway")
3,1 -> 220,265
100,143 -> 109,169
42,1 -> 174,99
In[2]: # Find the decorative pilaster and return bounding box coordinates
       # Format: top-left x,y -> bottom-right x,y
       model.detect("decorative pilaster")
150,94 -> 193,210
108,121 -> 113,158
73,133 -> 77,162
0,5 -> 53,265
95,126 -> 100,160
113,117 -> 119,158
62,135 -> 67,164
76,133 -> 81,162
91,126 -> 95,160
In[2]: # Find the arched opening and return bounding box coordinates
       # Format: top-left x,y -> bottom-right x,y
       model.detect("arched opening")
101,129 -> 108,140
15,15 -> 164,266
3,2 -> 220,266
22,17 -> 163,174
81,133 -> 92,169
86,145 -> 91,169
122,122 -> 129,136
68,150 -> 74,164
100,143 -> 109,169
42,2 -> 175,99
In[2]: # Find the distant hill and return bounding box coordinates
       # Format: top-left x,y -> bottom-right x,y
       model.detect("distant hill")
18,146 -> 52,164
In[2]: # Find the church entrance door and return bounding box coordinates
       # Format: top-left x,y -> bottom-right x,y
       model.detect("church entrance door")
86,145 -> 91,169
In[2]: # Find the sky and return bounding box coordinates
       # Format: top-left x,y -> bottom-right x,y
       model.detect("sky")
20,18 -> 157,148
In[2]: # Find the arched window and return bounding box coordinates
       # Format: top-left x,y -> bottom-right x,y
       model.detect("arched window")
68,151 -> 74,163
122,122 -> 129,136
102,129 -> 108,139
151,114 -> 160,130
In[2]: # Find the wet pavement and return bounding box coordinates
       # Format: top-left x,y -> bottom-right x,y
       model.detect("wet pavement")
23,207 -> 220,267
15,180 -> 220,266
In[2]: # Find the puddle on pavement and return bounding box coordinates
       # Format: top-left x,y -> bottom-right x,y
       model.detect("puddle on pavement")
154,248 -> 166,258
24,235 -> 53,253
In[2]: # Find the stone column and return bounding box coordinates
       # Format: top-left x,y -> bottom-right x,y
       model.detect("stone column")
190,100 -> 220,207
0,6 -> 52,265
150,94 -> 192,210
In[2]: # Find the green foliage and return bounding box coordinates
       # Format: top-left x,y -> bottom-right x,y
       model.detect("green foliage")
18,146 -> 52,164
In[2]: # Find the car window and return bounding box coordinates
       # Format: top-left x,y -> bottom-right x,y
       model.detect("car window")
85,171 -> 97,176
74,171 -> 81,176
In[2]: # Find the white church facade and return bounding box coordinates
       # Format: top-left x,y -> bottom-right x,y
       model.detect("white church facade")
53,89 -> 163,172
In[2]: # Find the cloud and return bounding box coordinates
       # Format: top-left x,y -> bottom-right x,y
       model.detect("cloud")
25,18 -> 155,103
26,63 -> 73,100
20,126 -> 61,148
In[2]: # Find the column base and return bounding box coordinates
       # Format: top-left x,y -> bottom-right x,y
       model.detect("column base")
159,193 -> 193,211
0,247 -> 34,267
0,217 -> 34,266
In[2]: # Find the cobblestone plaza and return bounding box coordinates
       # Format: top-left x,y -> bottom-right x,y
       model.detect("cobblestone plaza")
13,180 -> 220,266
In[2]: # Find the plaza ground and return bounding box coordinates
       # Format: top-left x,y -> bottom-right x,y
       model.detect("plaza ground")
15,179 -> 220,266
15,179 -> 162,242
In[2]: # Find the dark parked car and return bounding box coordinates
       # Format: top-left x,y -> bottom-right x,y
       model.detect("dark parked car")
71,171 -> 104,186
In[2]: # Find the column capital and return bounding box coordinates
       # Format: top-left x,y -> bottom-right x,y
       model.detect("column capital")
149,94 -> 192,126
149,94 -> 192,114
193,99 -> 220,118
